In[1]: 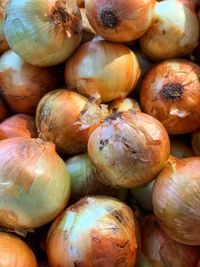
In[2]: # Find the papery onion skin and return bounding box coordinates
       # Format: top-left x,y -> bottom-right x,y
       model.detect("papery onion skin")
0,137 -> 70,230
153,157 -> 200,245
140,0 -> 199,61
4,0 -> 82,67
170,137 -> 194,159
108,98 -> 141,114
0,96 -> 9,122
88,111 -> 170,188
0,232 -> 38,267
140,59 -> 200,134
192,129 -> 200,156
65,40 -> 141,103
46,196 -> 140,267
0,0 -> 9,54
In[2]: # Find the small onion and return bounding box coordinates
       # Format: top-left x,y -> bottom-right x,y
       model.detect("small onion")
0,96 -> 9,123
85,0 -> 156,42
0,137 -> 70,231
0,114 -> 37,140
88,111 -> 170,188
170,137 -> 194,159
140,0 -> 199,61
65,40 -> 141,103
0,232 -> 38,267
192,128 -> 200,156
153,157 -> 200,245
108,97 -> 141,114
4,0 -> 82,67
46,196 -> 140,267
0,0 -> 9,54
140,59 -> 200,134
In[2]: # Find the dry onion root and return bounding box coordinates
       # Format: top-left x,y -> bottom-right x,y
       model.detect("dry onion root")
0,0 -> 9,54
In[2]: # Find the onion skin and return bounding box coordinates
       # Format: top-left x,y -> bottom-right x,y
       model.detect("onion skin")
153,157 -> 200,245
0,232 -> 38,267
170,137 -> 194,159
88,111 -> 170,188
0,0 -> 9,54
46,196 -> 140,267
0,137 -> 70,231
108,98 -> 141,114
140,59 -> 200,134
65,40 -> 141,103
0,96 -> 9,122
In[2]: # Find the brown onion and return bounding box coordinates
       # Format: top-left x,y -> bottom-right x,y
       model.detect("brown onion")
46,196 -> 140,267
88,111 -> 170,188
192,129 -> 200,156
65,40 -> 141,103
0,232 -> 38,267
108,97 -> 141,114
170,137 -> 194,159
0,50 -> 59,114
0,114 -> 37,140
0,137 -> 70,231
140,59 -> 200,134
0,96 -> 9,122
153,157 -> 200,245
0,0 -> 9,54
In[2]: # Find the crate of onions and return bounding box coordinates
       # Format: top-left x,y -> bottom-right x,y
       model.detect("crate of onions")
0,0 -> 200,266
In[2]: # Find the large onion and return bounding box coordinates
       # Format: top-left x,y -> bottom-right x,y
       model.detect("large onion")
153,157 -> 200,245
46,196 -> 140,267
0,0 -> 9,54
0,137 -> 70,231
140,59 -> 200,134
0,96 -> 9,122
65,40 -> 141,103
88,111 -> 170,188
4,0 -> 82,67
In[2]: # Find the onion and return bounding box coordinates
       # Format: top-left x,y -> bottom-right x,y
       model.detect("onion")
0,96 -> 9,123
0,232 -> 38,267
170,137 -> 194,159
140,0 -> 199,61
153,157 -> 200,245
0,0 -> 9,54
108,98 -> 141,114
192,129 -> 200,156
85,0 -> 155,42
80,8 -> 96,43
0,137 -> 70,231
0,50 -> 59,114
88,111 -> 170,188
141,215 -> 200,267
46,196 -> 140,267
65,40 -> 141,103
140,59 -> 200,134
4,0 -> 82,67
66,153 -> 127,202
0,114 -> 37,140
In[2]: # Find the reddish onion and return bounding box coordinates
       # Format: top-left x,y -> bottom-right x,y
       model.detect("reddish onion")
46,196 -> 140,267
0,96 -> 9,123
170,137 -> 194,159
192,128 -> 200,156
108,97 -> 141,114
0,0 -> 9,54
88,111 -> 170,188
140,59 -> 200,134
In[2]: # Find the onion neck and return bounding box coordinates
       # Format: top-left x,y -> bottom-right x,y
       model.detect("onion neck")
160,83 -> 184,102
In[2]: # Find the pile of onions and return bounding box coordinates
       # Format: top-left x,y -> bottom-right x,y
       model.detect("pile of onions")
0,0 -> 9,54
0,137 -> 70,231
0,50 -> 59,114
36,89 -> 108,155
170,137 -> 194,158
153,157 -> 200,245
0,114 -> 37,140
88,111 -> 170,188
65,40 -> 141,103
0,96 -> 9,123
192,129 -> 200,155
0,232 -> 38,267
46,196 -> 140,267
4,0 -> 83,67
140,0 -> 199,61
140,59 -> 200,134
108,98 -> 141,114
85,0 -> 156,42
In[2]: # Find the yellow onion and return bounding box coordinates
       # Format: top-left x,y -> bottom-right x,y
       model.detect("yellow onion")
65,40 -> 141,103
4,0 -> 82,67
0,137 -> 70,231
85,0 -> 156,42
153,157 -> 200,245
108,98 -> 141,114
46,196 -> 140,267
0,232 -> 38,267
170,137 -> 194,159
140,0 -> 199,61
192,128 -> 200,156
140,59 -> 200,134
0,0 -> 9,54
0,96 -> 9,122
88,111 -> 170,188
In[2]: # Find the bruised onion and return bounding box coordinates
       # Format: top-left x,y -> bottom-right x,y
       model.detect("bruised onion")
108,98 -> 141,114
65,40 -> 141,102
192,128 -> 200,156
0,137 -> 70,231
0,96 -> 9,122
88,111 -> 170,188
0,0 -> 9,54
170,137 -> 194,158
153,157 -> 200,245
140,59 -> 200,134
46,196 -> 140,267
140,0 -> 199,61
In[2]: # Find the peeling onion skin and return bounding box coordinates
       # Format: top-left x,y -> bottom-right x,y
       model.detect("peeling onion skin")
152,157 -> 200,245
4,0 -> 82,67
0,0 -> 9,54
192,128 -> 200,156
46,196 -> 140,267
0,138 -> 70,231
65,40 -> 141,103
0,232 -> 38,267
140,0 -> 199,61
0,96 -> 9,123
140,59 -> 200,135
88,111 -> 170,188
